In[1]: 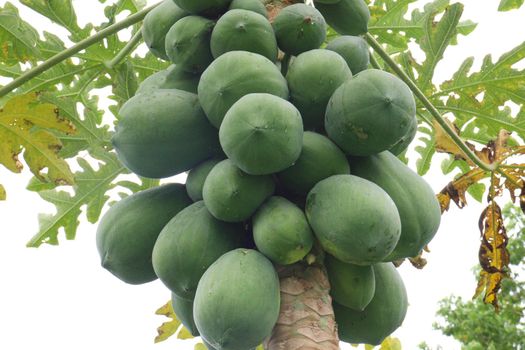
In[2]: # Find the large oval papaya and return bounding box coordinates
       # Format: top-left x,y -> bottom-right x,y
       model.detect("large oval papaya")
186,158 -> 222,202
152,201 -> 245,299
253,196 -> 314,265
286,49 -> 352,129
350,151 -> 441,260
219,93 -> 303,175
326,35 -> 370,74
229,0 -> 267,17
165,16 -> 215,73
314,0 -> 370,36
171,293 -> 199,336
96,184 -> 191,284
198,51 -> 289,128
305,175 -> 401,265
172,0 -> 231,17
142,0 -> 187,60
325,69 -> 417,156
334,262 -> 408,345
272,4 -> 326,56
136,65 -> 199,94
277,131 -> 350,196
112,89 -> 220,178
325,254 -> 375,311
194,249 -> 280,350
202,159 -> 275,222
211,9 -> 277,61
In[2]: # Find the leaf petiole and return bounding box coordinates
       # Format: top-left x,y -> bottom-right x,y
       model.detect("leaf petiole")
105,30 -> 143,70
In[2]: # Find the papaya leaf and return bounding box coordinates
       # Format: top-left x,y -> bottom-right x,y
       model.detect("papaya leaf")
415,123 -> 435,175
0,2 -> 41,64
177,327 -> 194,340
155,300 -> 182,343
0,184 -> 5,200
380,337 -> 402,350
26,151 -> 127,247
194,344 -> 207,350
0,93 -> 75,185
437,168 -> 489,212
498,0 -> 525,11
18,0 -> 84,36
108,61 -> 139,117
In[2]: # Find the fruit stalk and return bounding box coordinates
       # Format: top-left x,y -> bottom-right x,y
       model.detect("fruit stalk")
265,262 -> 340,350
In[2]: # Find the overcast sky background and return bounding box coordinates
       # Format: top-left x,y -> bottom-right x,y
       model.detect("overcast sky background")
1,1 -> 524,349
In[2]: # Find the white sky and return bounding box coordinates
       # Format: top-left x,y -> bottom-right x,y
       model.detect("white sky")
0,1 -> 524,349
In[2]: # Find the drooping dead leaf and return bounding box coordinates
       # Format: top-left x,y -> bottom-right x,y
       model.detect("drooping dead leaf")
177,326 -> 194,340
437,168 -> 488,212
408,248 -> 428,269
154,300 -> 181,343
474,201 -> 510,310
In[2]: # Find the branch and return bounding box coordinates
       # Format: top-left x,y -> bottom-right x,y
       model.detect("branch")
105,29 -> 143,70
0,4 -> 159,98
364,33 -> 496,173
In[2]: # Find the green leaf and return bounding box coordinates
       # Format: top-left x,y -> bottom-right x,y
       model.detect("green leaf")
19,0 -> 83,35
0,2 -> 41,64
108,61 -> 138,117
467,182 -> 486,203
0,93 -> 75,184
26,151 -> 126,247
498,0 -> 525,11
415,123 -> 436,175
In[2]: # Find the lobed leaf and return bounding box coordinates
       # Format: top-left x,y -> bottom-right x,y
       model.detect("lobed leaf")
154,300 -> 182,343
498,0 -> 525,11
19,0 -> 84,36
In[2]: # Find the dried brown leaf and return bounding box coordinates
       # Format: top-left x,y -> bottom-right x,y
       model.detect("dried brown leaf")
437,168 -> 488,212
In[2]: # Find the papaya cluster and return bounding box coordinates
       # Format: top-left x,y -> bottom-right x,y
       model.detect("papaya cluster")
96,0 -> 442,348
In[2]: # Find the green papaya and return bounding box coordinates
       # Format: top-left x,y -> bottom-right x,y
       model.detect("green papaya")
253,196 -> 314,265
229,0 -> 267,17
272,4 -> 327,56
305,175 -> 401,265
186,158 -> 222,202
202,159 -> 275,222
112,89 -> 220,178
136,65 -> 199,94
165,16 -> 215,73
325,69 -> 417,156
198,51 -> 289,128
219,93 -> 303,175
172,0 -> 231,17
194,249 -> 280,350
315,0 -> 340,3
334,263 -> 408,345
326,36 -> 370,74
152,201 -> 245,299
142,0 -> 187,60
325,254 -> 375,311
211,9 -> 277,61
171,293 -> 199,336
314,0 -> 370,36
277,131 -> 350,196
96,184 -> 191,284
350,151 -> 441,260
389,118 -> 417,156
286,49 -> 352,129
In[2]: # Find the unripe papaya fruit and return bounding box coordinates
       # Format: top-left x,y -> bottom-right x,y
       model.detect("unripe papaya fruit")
194,249 -> 280,350
350,151 -> 442,260
326,35 -> 370,74
211,9 -> 277,61
325,69 -> 417,156
305,175 -> 401,264
152,201 -> 245,299
112,89 -> 220,178
165,16 -> 215,73
389,119 -> 417,155
253,196 -> 314,265
277,131 -> 350,196
186,158 -> 222,202
172,0 -> 231,17
171,293 -> 199,336
334,263 -> 408,345
202,159 -> 275,222
142,0 -> 187,60
96,184 -> 191,284
198,51 -> 289,128
272,4 -> 327,56
219,93 -> 303,175
314,0 -> 370,36
286,49 -> 352,129
325,254 -> 375,311
136,65 -> 199,94
229,0 -> 267,17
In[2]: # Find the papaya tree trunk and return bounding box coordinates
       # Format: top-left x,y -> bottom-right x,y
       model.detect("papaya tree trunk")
265,263 -> 340,350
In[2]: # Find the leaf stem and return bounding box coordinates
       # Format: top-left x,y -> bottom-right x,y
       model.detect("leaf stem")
368,51 -> 382,70
365,32 -> 496,172
500,164 -> 525,170
0,4 -> 158,98
105,29 -> 143,69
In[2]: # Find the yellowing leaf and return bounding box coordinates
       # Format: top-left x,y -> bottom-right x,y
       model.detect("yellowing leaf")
194,344 -> 207,350
380,337 -> 402,350
0,93 -> 75,186
437,168 -> 489,212
365,345 -> 376,350
177,326 -> 194,340
154,300 -> 181,343
0,184 -> 5,200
